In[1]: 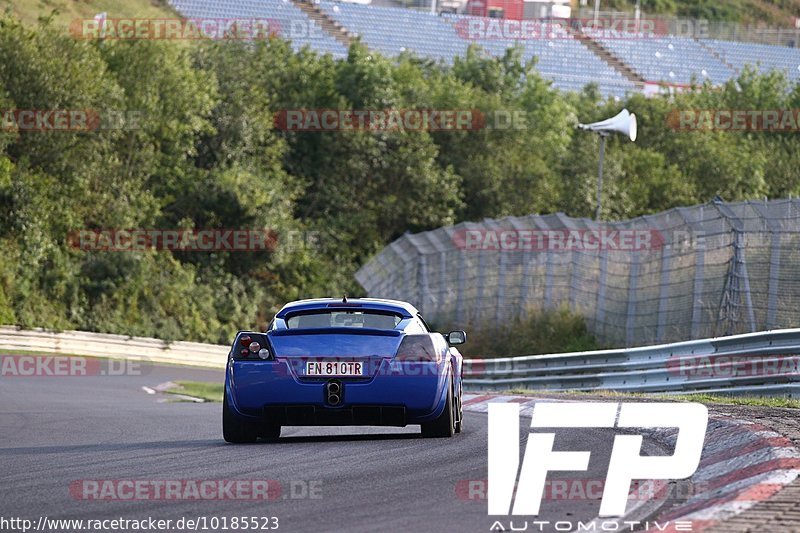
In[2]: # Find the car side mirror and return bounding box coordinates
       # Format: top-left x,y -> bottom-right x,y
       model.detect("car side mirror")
446,330 -> 466,345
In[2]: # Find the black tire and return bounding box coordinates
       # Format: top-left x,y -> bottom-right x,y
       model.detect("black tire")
454,378 -> 463,434
421,376 -> 456,438
260,422 -> 281,440
223,394 -> 259,443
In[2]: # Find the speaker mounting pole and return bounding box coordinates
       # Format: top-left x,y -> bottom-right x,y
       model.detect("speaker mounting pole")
595,132 -> 608,221
578,109 -> 638,222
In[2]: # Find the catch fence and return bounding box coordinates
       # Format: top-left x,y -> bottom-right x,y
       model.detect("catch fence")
356,199 -> 800,347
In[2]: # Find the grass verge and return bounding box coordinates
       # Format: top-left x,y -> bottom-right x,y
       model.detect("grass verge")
166,380 -> 224,402
503,388 -> 800,409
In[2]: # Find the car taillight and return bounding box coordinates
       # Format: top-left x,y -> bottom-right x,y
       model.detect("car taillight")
233,333 -> 271,360
396,334 -> 441,364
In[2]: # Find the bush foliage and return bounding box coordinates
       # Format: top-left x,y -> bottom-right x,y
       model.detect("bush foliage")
453,308 -> 601,358
1,17 -> 799,345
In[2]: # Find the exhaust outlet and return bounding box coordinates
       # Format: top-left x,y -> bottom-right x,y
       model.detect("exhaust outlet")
326,380 -> 342,405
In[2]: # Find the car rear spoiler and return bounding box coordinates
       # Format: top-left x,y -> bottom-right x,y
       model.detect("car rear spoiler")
268,327 -> 404,337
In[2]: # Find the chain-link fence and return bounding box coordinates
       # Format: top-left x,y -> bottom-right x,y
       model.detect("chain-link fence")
355,199 -> 800,347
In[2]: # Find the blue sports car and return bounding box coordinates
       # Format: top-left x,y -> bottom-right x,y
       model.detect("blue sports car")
223,297 -> 467,442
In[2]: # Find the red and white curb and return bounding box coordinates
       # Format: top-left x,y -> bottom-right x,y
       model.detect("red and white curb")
461,394 -> 800,532
649,418 -> 800,532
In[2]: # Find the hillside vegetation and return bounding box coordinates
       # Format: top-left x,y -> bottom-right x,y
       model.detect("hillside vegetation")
600,0 -> 800,26
1,15 -> 800,346
1,0 -> 175,27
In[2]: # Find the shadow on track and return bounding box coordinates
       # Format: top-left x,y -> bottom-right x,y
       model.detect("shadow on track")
0,440 -> 226,455
260,431 -> 422,444
0,431 -> 424,455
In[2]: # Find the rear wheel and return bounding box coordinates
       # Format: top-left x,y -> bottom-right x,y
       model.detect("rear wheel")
421,376 -> 456,438
223,394 -> 259,443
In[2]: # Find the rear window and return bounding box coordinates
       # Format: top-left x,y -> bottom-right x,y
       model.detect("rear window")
286,311 -> 402,330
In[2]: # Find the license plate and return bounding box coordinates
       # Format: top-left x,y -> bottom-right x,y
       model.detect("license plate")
305,361 -> 364,377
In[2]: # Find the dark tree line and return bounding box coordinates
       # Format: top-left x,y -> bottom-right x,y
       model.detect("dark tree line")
1,17 -> 798,342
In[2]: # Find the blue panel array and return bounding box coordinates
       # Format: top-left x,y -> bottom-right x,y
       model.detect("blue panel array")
168,0 -> 349,58
705,39 -> 800,83
167,0 -> 800,96
320,3 -> 635,98
585,30 -> 736,85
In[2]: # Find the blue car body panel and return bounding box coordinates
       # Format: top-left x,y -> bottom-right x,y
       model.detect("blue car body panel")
225,298 -> 462,428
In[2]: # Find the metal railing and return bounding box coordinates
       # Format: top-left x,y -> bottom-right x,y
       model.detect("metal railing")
464,328 -> 800,397
3,325 -> 798,398
0,326 -> 228,369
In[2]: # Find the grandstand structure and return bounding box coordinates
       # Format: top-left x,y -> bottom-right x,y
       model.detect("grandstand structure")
168,0 -> 800,97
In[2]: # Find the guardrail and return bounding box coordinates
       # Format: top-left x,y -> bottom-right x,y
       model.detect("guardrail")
2,326 -> 798,397
0,326 -> 228,369
463,328 -> 800,398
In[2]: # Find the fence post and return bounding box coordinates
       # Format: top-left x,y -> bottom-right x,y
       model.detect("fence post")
476,249 -> 486,321
456,249 -> 466,324
656,243 -> 673,343
512,217 -> 533,320
734,230 -> 757,332
752,202 -> 782,331
417,254 -> 428,315
519,252 -> 532,319
439,250 -> 448,323
691,237 -> 705,340
496,228 -> 506,325
569,249 -> 578,311
626,252 -> 641,347
715,201 -> 756,334
767,232 -> 781,329
596,250 -> 609,335
403,253 -> 414,305
544,252 -> 554,310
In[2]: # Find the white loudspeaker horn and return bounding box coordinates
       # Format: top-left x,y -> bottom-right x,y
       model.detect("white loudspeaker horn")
578,109 -> 637,142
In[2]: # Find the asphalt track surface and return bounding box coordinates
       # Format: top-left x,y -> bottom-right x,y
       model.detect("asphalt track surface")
0,362 -> 670,532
